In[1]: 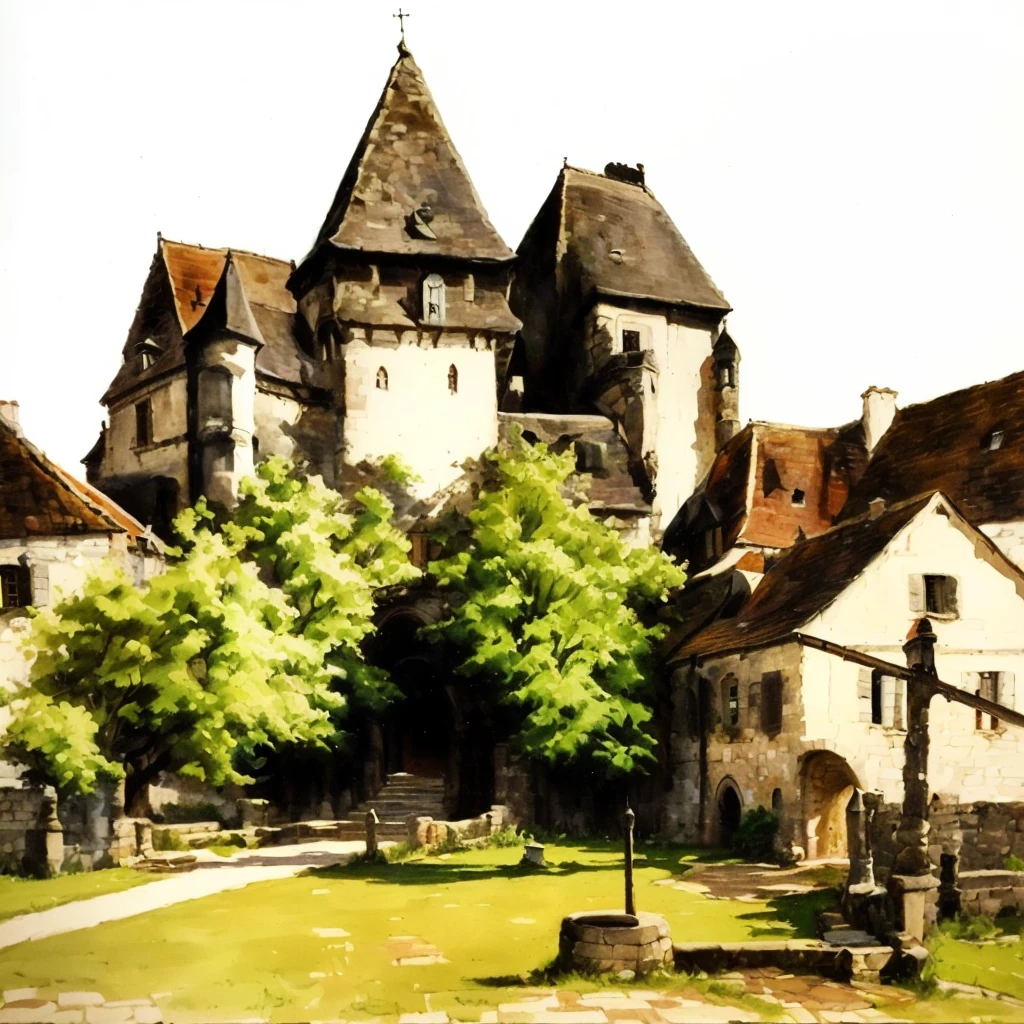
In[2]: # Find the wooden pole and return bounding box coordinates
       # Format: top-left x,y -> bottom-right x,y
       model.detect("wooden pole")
623,806 -> 636,916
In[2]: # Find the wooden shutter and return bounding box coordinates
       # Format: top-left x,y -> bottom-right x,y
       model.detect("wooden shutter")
761,671 -> 783,736
999,673 -> 1015,712
941,576 -> 959,616
893,677 -> 906,730
908,574 -> 926,614
857,667 -> 873,723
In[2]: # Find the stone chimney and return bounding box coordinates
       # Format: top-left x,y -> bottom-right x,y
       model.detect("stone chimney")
0,400 -> 21,435
861,387 -> 898,453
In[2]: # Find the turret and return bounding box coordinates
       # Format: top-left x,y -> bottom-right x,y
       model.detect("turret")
713,329 -> 741,448
184,252 -> 263,507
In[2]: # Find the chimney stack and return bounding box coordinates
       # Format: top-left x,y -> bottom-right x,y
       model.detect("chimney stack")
0,400 -> 21,435
861,387 -> 898,453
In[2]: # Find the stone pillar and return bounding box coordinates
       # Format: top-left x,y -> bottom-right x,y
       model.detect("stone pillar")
365,809 -> 379,856
845,789 -> 874,891
890,619 -> 940,941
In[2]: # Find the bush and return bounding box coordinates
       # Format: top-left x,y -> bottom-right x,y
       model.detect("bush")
152,828 -> 188,852
940,913 -> 998,942
490,826 -> 526,848
731,806 -> 780,862
1006,854 -> 1024,872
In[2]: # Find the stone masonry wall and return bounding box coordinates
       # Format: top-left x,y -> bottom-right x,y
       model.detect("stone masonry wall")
0,782 -> 46,872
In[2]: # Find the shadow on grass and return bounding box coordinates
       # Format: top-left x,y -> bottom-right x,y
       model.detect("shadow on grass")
736,889 -> 840,939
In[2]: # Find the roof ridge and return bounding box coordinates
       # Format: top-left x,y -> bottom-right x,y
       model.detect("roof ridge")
896,367 -> 1024,415
161,236 -> 292,267
749,419 -> 842,434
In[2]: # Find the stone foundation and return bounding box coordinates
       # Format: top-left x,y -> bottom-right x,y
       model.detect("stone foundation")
673,940 -> 896,983
406,806 -> 509,850
558,911 -> 673,976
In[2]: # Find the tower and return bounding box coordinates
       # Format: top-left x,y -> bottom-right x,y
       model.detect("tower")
287,43 -> 521,498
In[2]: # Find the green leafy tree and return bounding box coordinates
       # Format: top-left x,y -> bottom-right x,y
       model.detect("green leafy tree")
426,434 -> 685,774
2,459 -> 418,807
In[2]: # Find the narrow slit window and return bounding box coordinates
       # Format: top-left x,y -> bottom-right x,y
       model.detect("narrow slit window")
376,367 -> 389,391
792,489 -> 806,507
448,364 -> 458,394
135,400 -> 152,447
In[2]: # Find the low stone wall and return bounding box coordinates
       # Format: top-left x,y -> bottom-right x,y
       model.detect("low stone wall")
559,911 -> 673,977
871,800 -> 1024,886
406,805 -> 510,850
958,869 -> 1024,917
672,941 -> 896,983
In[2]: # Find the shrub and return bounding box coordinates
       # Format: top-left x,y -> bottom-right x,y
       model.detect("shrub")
941,913 -> 998,942
152,828 -> 188,852
1006,854 -> 1024,872
490,826 -> 526,848
731,806 -> 780,862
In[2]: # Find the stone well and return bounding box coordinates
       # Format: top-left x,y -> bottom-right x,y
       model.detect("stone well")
558,910 -> 673,976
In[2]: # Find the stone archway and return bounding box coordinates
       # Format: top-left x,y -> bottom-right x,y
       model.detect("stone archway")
716,777 -> 743,846
801,752 -> 860,860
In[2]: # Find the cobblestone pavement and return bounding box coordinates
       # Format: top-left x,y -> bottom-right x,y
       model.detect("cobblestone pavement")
0,971 -> 919,1023
0,840 -> 364,951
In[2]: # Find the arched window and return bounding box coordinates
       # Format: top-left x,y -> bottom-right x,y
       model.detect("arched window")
448,364 -> 458,394
376,367 -> 389,391
423,274 -> 446,326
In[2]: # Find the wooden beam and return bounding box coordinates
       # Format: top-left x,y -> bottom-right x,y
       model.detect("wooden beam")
791,631 -> 1024,731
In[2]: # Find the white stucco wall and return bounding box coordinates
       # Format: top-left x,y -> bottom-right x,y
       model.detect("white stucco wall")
342,333 -> 498,498
594,304 -> 718,530
983,519 -> 1024,572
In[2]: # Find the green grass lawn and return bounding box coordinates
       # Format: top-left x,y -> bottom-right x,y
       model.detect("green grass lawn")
928,915 -> 1024,1002
0,868 -> 153,923
0,841 -> 827,1022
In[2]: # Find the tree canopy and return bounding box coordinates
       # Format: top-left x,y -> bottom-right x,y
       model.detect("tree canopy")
2,458 -> 417,804
426,434 -> 686,774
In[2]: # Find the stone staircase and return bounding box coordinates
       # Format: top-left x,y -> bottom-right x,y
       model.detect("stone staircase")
334,773 -> 447,842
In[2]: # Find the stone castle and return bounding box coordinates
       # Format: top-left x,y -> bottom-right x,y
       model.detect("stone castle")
85,42 -> 739,547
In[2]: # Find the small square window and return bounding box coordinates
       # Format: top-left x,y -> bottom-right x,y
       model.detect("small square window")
0,565 -> 27,609
792,489 -> 806,507
924,574 -> 958,617
622,329 -> 642,353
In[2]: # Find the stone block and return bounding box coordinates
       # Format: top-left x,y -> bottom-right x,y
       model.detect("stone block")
0,992 -> 36,1005
0,1004 -> 57,1024
132,1011 -> 162,1024
980,898 -> 1003,917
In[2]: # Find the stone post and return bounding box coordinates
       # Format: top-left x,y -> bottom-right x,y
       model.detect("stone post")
845,789 -> 874,892
41,787 -> 64,877
365,809 -> 379,856
890,618 -> 940,942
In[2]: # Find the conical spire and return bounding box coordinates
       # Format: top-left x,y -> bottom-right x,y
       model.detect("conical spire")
186,251 -> 265,347
298,48 -> 514,266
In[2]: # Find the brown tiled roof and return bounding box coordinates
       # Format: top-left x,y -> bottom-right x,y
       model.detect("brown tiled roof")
1,417 -> 141,540
671,494 -> 934,659
102,240 -> 329,405
300,46 -> 514,266
663,420 -> 868,566
841,370 -> 1024,525
185,252 -> 265,347
529,166 -> 731,313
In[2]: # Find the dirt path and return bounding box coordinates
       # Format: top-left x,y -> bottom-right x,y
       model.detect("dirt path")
0,839 -> 363,951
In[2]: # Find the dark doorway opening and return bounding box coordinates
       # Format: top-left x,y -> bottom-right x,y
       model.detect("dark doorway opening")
386,654 -> 452,778
718,784 -> 742,844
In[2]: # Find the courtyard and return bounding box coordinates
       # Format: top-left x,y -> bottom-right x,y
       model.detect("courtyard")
0,841 -> 1022,1023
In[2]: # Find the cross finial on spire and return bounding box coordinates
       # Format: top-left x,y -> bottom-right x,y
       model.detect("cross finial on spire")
393,7 -> 410,45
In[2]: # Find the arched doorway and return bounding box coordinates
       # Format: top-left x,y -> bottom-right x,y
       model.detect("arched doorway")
801,751 -> 860,860
716,778 -> 742,846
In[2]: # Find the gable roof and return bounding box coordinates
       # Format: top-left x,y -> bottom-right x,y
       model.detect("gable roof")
298,45 -> 514,267
102,239 -> 329,406
663,419 -> 868,567
841,369 -> 1024,526
519,165 -> 731,314
1,414 -> 145,541
670,493 -> 937,659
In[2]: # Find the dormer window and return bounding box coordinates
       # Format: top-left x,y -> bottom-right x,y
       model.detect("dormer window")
622,329 -> 641,353
982,427 -> 1005,451
423,274 -> 445,326
911,573 -> 958,618
376,367 -> 389,391
136,339 -> 162,371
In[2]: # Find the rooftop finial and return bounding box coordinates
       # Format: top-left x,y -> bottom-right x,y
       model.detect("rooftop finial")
394,7 -> 410,51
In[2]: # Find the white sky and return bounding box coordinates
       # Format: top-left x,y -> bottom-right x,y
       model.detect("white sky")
2,0 -> 1023,472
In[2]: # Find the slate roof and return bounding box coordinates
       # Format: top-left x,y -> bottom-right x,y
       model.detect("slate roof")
663,420 -> 868,566
670,494 -> 936,660
841,369 -> 1024,525
519,165 -> 731,314
299,45 -> 514,267
1,414 -> 144,540
102,239 -> 330,405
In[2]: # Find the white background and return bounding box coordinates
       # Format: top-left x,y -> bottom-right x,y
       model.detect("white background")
2,0 -> 1022,472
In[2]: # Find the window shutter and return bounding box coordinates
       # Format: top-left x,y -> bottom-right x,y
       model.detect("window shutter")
858,667 -> 873,723
28,560 -> 48,607
908,574 -> 926,614
944,576 -> 959,616
894,677 -> 906,730
761,671 -> 783,736
999,673 -> 1016,712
